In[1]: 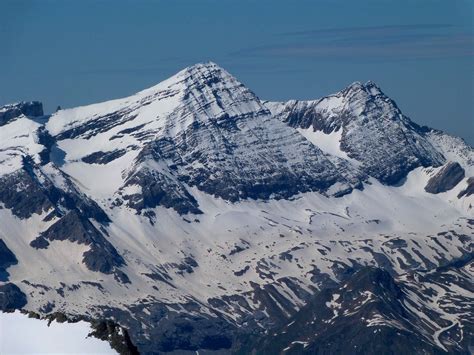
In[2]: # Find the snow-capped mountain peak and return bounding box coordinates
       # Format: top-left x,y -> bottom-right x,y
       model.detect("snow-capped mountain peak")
267,80 -> 446,184
46,62 -> 267,141
343,80 -> 383,97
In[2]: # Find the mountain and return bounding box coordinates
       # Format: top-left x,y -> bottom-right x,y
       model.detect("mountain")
0,62 -> 472,354
266,81 -> 447,184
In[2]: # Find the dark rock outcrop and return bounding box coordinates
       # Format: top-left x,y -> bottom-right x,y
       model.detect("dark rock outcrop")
458,177 -> 474,198
89,319 -> 140,355
30,211 -> 126,277
0,158 -> 109,223
0,101 -> 43,126
122,167 -> 202,215
0,283 -> 27,311
425,162 -> 465,194
82,149 -> 128,165
0,239 -> 18,281
0,163 -> 55,219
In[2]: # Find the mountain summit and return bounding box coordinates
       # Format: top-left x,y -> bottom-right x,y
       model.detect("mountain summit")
267,80 -> 446,184
0,63 -> 472,354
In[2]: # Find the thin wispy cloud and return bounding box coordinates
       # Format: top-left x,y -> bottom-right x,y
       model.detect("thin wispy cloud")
277,24 -> 454,37
232,24 -> 473,60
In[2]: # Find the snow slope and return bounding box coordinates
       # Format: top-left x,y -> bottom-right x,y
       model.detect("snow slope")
0,311 -> 117,354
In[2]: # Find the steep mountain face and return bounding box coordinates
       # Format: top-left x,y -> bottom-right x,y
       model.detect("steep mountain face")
0,62 -> 472,354
425,162 -> 465,194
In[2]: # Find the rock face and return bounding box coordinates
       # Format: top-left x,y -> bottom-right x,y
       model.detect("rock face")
82,149 -> 128,164
89,320 -> 140,355
0,158 -> 109,222
458,177 -> 474,198
266,82 -> 445,184
0,283 -> 27,311
242,263 -> 473,354
425,162 -> 465,194
0,163 -> 56,219
122,165 -> 203,215
30,211 -> 127,278
0,101 -> 43,126
0,63 -> 473,354
0,239 -> 17,281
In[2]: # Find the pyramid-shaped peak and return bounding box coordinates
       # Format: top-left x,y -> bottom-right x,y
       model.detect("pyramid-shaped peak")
139,62 -> 245,97
176,61 -> 238,86
132,62 -> 238,99
184,61 -> 222,72
342,80 -> 384,98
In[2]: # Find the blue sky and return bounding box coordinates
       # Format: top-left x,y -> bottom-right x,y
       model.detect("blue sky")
1,0 -> 473,143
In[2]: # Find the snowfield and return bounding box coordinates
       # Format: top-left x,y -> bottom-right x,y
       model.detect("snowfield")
0,311 -> 117,354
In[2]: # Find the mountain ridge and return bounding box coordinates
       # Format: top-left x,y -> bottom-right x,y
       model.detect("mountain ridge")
0,62 -> 472,354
